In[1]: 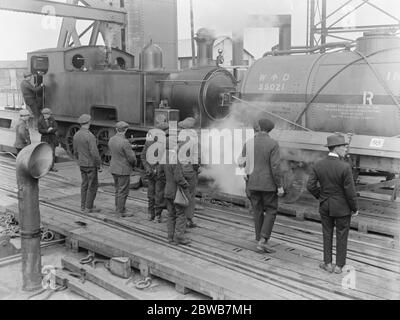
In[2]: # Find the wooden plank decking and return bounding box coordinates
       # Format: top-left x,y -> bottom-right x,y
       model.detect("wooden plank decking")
1,158 -> 400,300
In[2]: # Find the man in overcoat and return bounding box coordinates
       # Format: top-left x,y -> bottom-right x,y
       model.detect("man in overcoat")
240,118 -> 284,253
14,109 -> 31,154
307,134 -> 359,274
108,121 -> 137,217
20,72 -> 43,127
141,123 -> 168,222
160,145 -> 191,245
73,114 -> 102,213
38,108 -> 58,171
177,117 -> 199,229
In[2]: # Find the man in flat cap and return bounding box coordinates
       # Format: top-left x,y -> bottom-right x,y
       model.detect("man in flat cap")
38,108 -> 58,171
20,71 -> 44,128
307,134 -> 358,274
108,121 -> 137,217
14,109 -> 31,154
239,118 -> 284,253
73,114 -> 102,213
141,122 -> 168,222
178,117 -> 200,228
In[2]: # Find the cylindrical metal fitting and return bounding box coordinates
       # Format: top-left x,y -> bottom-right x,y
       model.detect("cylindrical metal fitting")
16,143 -> 53,292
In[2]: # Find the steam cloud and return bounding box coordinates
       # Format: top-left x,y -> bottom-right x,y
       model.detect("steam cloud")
199,102 -> 256,196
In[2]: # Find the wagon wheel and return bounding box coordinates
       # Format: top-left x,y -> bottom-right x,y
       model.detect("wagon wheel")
97,128 -> 112,166
282,166 -> 309,204
65,124 -> 80,158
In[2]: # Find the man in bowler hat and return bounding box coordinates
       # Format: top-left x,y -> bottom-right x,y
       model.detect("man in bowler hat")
307,134 -> 359,274
240,118 -> 284,253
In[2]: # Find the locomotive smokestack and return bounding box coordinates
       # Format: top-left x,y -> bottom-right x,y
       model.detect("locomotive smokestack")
194,28 -> 216,67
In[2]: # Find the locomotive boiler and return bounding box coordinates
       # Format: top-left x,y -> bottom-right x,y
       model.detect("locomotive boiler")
239,31 -> 400,201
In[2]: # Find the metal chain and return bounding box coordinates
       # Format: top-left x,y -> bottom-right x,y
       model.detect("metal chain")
0,213 -> 20,238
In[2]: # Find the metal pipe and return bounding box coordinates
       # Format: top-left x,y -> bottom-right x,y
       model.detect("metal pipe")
320,0 -> 327,50
190,0 -> 196,67
263,41 -> 354,56
16,143 -> 53,291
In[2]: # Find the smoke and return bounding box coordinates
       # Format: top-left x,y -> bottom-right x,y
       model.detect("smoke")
199,102 -> 255,196
194,0 -> 295,35
103,23 -> 121,50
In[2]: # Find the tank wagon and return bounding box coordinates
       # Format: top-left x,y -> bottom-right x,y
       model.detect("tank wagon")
240,31 -> 400,201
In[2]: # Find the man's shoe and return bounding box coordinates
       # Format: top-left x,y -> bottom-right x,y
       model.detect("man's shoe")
186,221 -> 197,228
334,265 -> 343,274
174,237 -> 191,245
121,212 -> 134,217
256,239 -> 276,254
256,243 -> 276,254
85,208 -> 101,213
167,237 -> 176,244
319,262 -> 334,273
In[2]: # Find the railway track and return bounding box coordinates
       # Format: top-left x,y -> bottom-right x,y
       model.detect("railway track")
1,158 -> 400,299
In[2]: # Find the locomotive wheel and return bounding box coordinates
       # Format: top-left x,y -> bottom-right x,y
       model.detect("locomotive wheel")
282,166 -> 309,204
97,128 -> 112,166
65,124 -> 80,158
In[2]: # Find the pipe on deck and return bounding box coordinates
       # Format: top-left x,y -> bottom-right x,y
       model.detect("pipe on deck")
16,142 -> 53,291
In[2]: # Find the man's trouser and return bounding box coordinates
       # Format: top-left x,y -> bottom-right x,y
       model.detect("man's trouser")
25,99 -> 42,127
112,174 -> 130,213
147,175 -> 164,218
43,141 -> 56,169
320,214 -> 351,267
80,166 -> 98,210
183,171 -> 197,220
166,198 -> 186,240
249,190 -> 278,241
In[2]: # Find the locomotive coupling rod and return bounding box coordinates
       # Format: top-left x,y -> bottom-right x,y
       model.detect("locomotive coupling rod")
16,143 -> 53,291
232,96 -> 313,132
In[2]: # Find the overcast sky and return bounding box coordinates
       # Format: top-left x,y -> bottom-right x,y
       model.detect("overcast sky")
0,0 -> 399,60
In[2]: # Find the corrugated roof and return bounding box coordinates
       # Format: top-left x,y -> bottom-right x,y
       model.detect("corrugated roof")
0,61 -> 27,69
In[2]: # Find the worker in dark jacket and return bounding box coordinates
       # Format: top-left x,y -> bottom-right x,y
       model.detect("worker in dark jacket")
14,109 -> 31,154
177,117 -> 199,228
20,71 -> 43,127
160,146 -> 191,245
307,134 -> 359,274
73,114 -> 102,213
141,123 -> 168,222
108,121 -> 137,217
38,108 -> 58,171
240,118 -> 284,254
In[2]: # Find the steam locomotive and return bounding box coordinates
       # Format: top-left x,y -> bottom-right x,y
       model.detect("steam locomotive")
27,28 -> 236,165
27,29 -> 400,201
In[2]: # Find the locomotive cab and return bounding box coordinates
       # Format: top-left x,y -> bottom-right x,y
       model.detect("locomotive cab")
27,46 -> 170,164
